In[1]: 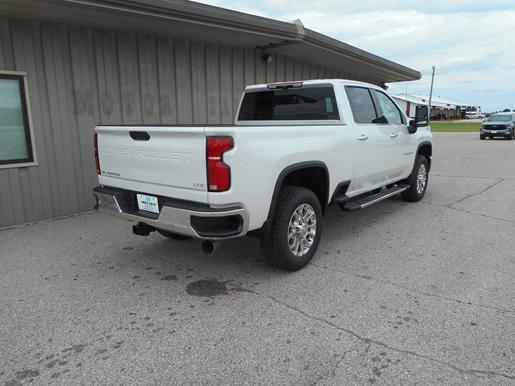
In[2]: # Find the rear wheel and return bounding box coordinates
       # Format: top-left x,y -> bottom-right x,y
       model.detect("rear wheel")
401,155 -> 429,202
260,187 -> 322,271
157,229 -> 190,240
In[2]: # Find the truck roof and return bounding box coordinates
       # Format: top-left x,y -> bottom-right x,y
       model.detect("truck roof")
244,79 -> 381,91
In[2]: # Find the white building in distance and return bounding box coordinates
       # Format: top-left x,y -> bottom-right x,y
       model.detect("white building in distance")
391,94 -> 479,120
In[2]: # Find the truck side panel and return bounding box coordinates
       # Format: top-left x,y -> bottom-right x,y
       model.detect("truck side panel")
205,124 -> 356,230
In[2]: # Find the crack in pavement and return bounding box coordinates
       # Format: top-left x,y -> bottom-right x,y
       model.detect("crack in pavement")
0,211 -> 96,232
446,178 -> 505,207
139,250 -> 515,381
427,176 -> 515,224
422,201 -> 515,225
246,289 -> 515,382
448,206 -> 515,225
309,263 -> 514,314
310,348 -> 356,385
433,174 -> 510,181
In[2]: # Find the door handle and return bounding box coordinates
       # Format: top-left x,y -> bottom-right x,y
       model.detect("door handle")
390,132 -> 398,138
357,134 -> 368,141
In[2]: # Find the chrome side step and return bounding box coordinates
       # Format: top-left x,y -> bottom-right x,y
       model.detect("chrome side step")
339,184 -> 409,211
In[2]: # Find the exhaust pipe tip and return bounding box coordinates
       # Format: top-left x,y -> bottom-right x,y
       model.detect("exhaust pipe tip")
200,240 -> 215,254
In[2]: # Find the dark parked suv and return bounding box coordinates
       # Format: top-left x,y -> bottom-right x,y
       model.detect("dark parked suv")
480,113 -> 515,140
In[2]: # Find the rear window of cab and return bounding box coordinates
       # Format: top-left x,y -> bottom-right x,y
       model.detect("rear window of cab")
238,85 -> 340,121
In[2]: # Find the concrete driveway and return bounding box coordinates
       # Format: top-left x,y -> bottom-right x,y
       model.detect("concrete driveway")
1,132 -> 514,385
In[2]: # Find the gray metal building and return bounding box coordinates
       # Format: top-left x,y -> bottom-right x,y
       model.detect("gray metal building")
0,0 -> 420,227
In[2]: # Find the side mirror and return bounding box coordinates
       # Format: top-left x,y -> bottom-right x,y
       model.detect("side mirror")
408,120 -> 417,134
409,105 -> 429,134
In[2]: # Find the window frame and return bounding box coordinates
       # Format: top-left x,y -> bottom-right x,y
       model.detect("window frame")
344,85 -> 380,125
0,70 -> 37,169
371,89 -> 406,125
236,83 -> 343,125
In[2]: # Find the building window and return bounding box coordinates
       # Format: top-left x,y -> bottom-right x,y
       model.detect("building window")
0,72 -> 36,168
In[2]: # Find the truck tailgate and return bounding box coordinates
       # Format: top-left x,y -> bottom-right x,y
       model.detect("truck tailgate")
96,126 -> 208,203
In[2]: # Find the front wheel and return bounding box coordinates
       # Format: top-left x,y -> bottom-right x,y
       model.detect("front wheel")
260,187 -> 323,271
401,155 -> 429,202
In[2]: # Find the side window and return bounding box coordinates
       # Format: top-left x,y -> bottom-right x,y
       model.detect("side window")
373,90 -> 403,124
0,72 -> 35,167
345,86 -> 378,124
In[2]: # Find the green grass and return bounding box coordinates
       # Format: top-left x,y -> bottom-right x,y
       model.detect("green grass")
430,121 -> 480,132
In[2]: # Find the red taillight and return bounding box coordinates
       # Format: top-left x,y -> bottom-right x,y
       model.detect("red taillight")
94,133 -> 100,175
207,136 -> 233,192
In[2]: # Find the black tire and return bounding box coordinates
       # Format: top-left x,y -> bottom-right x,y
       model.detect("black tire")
260,187 -> 323,271
480,135 -> 485,140
401,155 -> 429,202
157,229 -> 190,240
507,133 -> 514,140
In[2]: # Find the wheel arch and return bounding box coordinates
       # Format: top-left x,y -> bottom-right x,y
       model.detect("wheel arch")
417,141 -> 432,170
259,161 -> 329,235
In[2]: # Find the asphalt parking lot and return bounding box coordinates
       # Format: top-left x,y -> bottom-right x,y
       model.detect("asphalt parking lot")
1,132 -> 514,385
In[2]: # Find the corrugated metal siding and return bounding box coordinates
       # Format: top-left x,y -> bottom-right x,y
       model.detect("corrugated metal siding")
0,17 -> 359,227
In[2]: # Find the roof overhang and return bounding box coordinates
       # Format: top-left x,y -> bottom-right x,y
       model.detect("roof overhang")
0,0 -> 421,83
392,94 -> 476,109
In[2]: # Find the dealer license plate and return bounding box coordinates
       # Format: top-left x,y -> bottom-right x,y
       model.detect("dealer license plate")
136,194 -> 159,214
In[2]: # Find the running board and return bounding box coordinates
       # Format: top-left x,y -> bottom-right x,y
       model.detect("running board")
339,185 -> 409,211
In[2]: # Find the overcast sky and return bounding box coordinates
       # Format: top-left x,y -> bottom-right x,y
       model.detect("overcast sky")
198,0 -> 515,112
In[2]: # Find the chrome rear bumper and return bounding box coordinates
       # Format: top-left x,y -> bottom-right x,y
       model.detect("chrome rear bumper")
93,186 -> 248,240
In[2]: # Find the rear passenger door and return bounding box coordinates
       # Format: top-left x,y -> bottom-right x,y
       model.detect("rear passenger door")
345,86 -> 396,193
371,89 -> 414,177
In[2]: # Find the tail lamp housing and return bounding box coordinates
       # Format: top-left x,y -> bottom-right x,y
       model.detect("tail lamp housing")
207,136 -> 233,192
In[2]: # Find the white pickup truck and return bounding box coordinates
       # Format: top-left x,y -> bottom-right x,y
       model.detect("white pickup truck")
93,79 -> 432,271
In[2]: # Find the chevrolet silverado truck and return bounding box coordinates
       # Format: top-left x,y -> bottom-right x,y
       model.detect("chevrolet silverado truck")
93,80 -> 432,271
